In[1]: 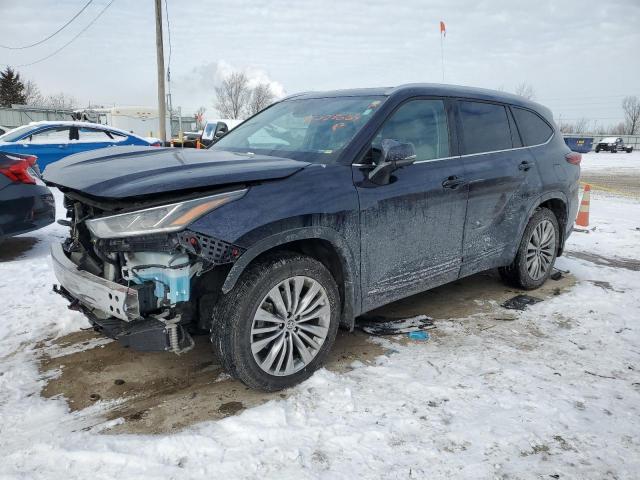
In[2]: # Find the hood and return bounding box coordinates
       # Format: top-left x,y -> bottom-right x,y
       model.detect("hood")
43,146 -> 310,199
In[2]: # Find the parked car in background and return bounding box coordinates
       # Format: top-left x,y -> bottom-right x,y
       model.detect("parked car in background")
44,84 -> 580,391
170,120 -> 242,148
0,121 -> 160,172
0,152 -> 55,244
169,130 -> 201,148
200,119 -> 242,146
594,137 -> 633,153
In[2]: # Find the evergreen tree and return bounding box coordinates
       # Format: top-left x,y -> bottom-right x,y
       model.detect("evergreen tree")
0,67 -> 27,107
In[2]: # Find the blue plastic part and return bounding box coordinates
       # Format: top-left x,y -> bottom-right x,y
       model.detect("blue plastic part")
130,266 -> 191,304
407,331 -> 430,341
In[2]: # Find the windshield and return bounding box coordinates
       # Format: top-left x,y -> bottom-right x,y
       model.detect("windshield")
211,96 -> 385,162
0,125 -> 34,142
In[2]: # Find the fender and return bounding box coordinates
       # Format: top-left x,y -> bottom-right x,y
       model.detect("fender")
514,190 -> 569,256
221,226 -> 361,329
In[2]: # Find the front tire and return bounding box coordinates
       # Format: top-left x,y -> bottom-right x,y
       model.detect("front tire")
211,252 -> 340,391
499,208 -> 559,290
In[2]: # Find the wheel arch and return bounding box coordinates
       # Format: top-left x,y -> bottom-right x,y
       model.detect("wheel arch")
522,191 -> 569,256
222,227 -> 360,329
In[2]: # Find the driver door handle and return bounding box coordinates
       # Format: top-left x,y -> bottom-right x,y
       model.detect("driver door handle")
442,175 -> 466,189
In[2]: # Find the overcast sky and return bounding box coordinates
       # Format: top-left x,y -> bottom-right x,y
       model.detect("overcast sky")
1,0 -> 639,127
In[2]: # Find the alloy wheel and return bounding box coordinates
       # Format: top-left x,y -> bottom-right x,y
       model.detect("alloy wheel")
250,276 -> 331,376
525,219 -> 555,281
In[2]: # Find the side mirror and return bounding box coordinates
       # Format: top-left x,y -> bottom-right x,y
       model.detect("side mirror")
214,122 -> 229,138
201,122 -> 229,147
368,139 -> 416,184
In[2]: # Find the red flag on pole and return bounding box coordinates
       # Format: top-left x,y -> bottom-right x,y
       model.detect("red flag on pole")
440,21 -> 446,37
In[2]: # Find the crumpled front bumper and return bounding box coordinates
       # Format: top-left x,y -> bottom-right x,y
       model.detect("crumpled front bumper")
50,242 -> 141,321
51,242 -> 194,353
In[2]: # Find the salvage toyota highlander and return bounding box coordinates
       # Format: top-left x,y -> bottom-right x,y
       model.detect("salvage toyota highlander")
44,84 -> 581,391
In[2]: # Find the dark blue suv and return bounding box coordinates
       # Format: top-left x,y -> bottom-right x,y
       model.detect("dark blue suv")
45,84 -> 580,391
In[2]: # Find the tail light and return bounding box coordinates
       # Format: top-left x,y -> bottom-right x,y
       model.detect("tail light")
565,152 -> 581,165
0,154 -> 38,184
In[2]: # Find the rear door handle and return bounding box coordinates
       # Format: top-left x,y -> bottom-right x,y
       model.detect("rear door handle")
442,175 -> 466,189
519,160 -> 534,171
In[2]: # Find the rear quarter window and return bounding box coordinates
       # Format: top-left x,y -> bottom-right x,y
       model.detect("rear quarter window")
511,107 -> 553,146
459,101 -> 512,154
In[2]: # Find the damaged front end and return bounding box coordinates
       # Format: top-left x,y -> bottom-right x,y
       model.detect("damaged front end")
51,189 -> 246,354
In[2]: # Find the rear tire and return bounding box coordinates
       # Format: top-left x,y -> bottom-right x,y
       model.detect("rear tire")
595,147 -> 600,153
211,252 -> 340,391
499,208 -> 559,290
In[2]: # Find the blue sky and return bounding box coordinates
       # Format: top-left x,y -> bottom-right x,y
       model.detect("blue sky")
1,0 -> 639,127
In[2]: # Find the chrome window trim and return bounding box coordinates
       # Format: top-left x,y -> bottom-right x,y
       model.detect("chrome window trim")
352,154 -> 460,167
414,155 -> 459,164
351,105 -> 555,167
459,131 -> 554,158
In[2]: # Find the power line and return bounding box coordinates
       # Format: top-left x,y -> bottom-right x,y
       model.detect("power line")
0,0 -> 94,50
6,0 -> 115,68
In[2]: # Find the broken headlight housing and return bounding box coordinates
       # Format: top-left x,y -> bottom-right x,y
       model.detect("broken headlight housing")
85,189 -> 247,239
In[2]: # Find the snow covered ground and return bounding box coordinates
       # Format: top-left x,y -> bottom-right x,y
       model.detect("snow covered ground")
580,150 -> 639,173
1,162 -> 640,479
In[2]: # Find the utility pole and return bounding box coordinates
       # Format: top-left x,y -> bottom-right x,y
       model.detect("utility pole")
154,0 -> 167,144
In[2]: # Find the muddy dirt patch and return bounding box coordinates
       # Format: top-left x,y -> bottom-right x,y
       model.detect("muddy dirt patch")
38,269 -> 576,434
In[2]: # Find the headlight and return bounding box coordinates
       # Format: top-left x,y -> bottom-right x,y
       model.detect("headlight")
85,189 -> 247,238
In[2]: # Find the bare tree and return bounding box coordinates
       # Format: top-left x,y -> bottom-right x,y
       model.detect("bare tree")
23,80 -> 44,106
572,118 -> 591,134
622,95 -> 640,135
557,118 -> 573,134
247,83 -> 275,116
43,92 -> 77,110
557,116 -> 592,134
194,106 -> 206,129
214,72 -> 251,119
607,122 -> 626,135
514,82 -> 535,100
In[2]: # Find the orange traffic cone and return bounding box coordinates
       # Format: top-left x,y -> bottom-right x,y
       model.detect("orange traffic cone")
576,184 -> 591,227
196,139 -> 201,149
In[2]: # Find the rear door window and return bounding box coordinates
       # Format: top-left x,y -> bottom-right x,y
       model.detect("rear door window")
511,107 -> 553,146
459,101 -> 512,154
